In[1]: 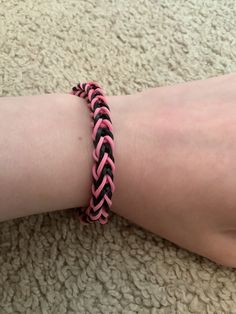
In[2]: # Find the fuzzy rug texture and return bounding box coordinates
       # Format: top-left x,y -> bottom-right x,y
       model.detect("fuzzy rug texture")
1,0 -> 236,313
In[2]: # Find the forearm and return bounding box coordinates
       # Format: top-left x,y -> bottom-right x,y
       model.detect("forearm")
0,94 -> 95,221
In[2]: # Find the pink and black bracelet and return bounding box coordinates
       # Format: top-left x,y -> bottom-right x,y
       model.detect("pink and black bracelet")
70,82 -> 115,225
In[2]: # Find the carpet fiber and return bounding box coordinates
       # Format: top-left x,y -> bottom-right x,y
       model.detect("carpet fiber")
1,0 -> 236,313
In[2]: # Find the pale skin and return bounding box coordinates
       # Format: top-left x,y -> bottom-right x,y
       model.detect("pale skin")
0,73 -> 236,268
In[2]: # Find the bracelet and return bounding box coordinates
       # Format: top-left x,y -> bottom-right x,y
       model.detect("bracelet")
70,82 -> 115,225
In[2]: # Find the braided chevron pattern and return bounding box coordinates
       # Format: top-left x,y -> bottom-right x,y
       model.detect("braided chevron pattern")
70,82 -> 115,225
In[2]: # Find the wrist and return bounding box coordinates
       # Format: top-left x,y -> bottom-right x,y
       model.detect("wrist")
106,92 -> 142,215
58,93 -> 94,207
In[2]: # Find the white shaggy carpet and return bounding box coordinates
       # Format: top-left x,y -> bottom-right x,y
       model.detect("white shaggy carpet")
1,0 -> 236,313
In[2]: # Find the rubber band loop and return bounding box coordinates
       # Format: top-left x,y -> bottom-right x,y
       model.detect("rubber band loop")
70,82 -> 115,225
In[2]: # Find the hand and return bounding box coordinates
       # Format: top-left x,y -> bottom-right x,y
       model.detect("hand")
109,73 -> 236,267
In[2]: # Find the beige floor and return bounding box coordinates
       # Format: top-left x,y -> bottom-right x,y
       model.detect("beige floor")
1,0 -> 236,313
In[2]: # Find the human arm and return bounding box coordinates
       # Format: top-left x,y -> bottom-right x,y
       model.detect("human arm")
1,74 -> 236,267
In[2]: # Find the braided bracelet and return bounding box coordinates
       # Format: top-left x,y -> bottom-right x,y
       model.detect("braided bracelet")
70,82 -> 115,225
